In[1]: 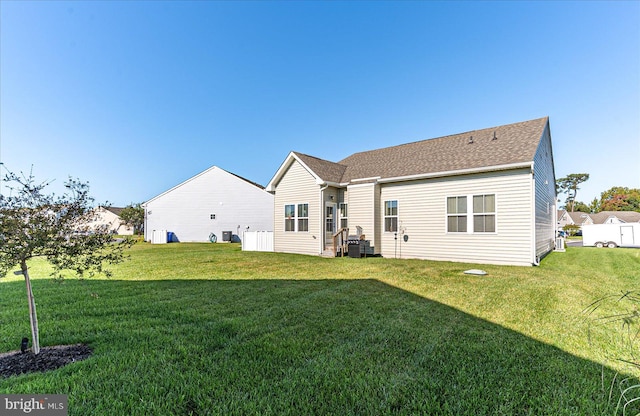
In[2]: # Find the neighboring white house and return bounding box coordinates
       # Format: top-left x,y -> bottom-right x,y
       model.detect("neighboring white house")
143,166 -> 274,243
557,210 -> 593,229
89,207 -> 134,235
591,211 -> 640,224
557,210 -> 640,231
266,117 -> 557,266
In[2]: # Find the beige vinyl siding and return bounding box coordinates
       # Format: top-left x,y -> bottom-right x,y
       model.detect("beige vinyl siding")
347,183 -> 379,251
379,169 -> 534,266
533,124 -> 557,260
273,160 -> 321,255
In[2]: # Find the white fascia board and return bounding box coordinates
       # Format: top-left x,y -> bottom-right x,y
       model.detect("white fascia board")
266,152 -> 297,192
376,162 -> 533,184
266,152 -> 325,192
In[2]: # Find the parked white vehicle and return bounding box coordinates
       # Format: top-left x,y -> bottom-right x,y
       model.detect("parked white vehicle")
582,223 -> 640,248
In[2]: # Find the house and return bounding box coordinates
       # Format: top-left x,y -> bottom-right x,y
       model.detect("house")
557,210 -> 640,231
89,206 -> 134,235
591,211 -> 640,224
143,166 -> 274,243
266,117 -> 557,266
557,210 -> 593,229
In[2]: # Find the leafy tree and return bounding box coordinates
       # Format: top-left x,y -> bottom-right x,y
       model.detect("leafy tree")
119,203 -> 145,235
598,187 -> 640,212
571,201 -> 591,213
0,169 -> 134,354
562,224 -> 581,236
556,173 -> 590,212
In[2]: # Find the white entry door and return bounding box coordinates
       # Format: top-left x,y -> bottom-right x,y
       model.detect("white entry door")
325,202 -> 337,245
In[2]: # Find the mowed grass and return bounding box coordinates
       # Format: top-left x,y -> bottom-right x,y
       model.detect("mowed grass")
1,243 -> 639,415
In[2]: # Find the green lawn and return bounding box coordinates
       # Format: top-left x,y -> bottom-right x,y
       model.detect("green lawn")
1,243 -> 639,415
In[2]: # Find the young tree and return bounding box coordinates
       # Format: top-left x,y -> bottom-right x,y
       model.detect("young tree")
119,203 -> 145,235
556,173 -> 590,212
0,169 -> 134,354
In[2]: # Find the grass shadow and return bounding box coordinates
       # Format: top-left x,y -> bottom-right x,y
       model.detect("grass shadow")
0,277 -> 632,415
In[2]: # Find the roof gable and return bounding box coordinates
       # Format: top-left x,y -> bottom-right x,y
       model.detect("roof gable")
144,166 -> 266,205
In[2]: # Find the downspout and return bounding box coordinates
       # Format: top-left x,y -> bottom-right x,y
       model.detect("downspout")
143,205 -> 148,242
320,185 -> 329,255
531,163 -> 540,266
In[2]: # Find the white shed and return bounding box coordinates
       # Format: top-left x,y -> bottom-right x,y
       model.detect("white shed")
143,166 -> 274,243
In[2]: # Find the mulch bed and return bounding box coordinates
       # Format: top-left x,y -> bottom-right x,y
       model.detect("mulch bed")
0,344 -> 92,378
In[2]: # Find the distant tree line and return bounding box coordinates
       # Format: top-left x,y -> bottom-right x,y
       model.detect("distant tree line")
556,173 -> 640,213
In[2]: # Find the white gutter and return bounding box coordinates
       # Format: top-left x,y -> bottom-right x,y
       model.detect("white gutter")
530,162 -> 540,266
376,161 -> 534,184
317,179 -> 342,188
350,176 -> 381,183
319,185 -> 329,254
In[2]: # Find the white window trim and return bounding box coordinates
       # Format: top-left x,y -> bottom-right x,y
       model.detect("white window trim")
284,203 -> 310,233
472,194 -> 497,234
384,200 -> 399,233
445,194 -> 498,234
446,195 -> 468,234
339,203 -> 348,230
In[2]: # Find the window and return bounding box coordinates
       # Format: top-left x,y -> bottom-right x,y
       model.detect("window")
285,205 -> 295,232
285,203 -> 309,232
473,194 -> 495,232
339,203 -> 348,229
325,205 -> 334,233
447,196 -> 467,232
384,200 -> 398,232
297,203 -> 309,232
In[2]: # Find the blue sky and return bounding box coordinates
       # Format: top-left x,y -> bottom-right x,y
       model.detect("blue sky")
1,1 -> 638,207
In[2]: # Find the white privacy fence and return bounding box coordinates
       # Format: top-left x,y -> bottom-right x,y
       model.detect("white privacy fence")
151,229 -> 167,244
242,231 -> 274,252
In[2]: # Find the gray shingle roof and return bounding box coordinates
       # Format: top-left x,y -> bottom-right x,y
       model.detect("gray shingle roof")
293,152 -> 347,184
291,117 -> 549,184
566,211 -> 592,225
105,207 -> 124,216
338,117 -> 548,182
591,211 -> 640,224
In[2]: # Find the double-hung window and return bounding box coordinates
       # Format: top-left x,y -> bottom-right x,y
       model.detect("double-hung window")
447,196 -> 467,233
339,203 -> 348,229
284,203 -> 309,232
473,194 -> 495,232
446,194 -> 496,233
384,200 -> 398,232
297,204 -> 309,232
285,205 -> 296,232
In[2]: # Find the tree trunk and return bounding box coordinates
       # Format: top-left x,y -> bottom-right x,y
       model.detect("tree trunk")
22,261 -> 40,355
